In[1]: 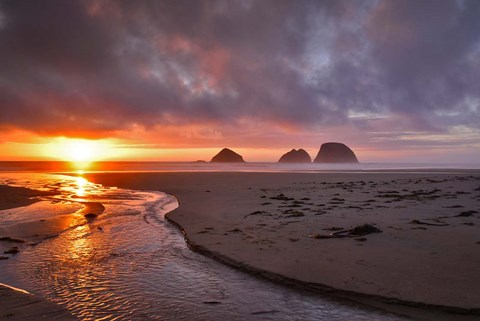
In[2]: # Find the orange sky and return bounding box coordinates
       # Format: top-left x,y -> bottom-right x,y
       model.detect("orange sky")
1,128 -> 477,163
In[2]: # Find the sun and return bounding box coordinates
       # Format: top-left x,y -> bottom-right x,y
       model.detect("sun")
42,138 -> 124,169
66,141 -> 94,162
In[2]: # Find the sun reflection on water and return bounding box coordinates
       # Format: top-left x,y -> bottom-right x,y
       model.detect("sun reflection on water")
66,225 -> 94,261
74,176 -> 87,198
56,175 -> 105,202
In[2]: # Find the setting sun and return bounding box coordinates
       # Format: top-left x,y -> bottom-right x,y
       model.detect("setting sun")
67,141 -> 94,162
41,138 -> 124,164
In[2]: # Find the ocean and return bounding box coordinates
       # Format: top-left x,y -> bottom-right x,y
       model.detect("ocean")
1,161 -> 479,173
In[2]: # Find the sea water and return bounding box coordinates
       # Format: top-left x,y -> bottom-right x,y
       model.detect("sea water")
0,173 -> 411,320
0,160 -> 479,173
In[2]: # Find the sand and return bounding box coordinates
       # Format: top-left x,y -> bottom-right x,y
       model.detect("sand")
0,185 -> 54,211
1,171 -> 479,320
0,185 -> 77,321
0,184 -> 105,257
82,171 -> 480,319
0,283 -> 77,321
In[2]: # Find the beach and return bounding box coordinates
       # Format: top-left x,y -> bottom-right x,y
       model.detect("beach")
0,170 -> 479,320
83,170 -> 480,319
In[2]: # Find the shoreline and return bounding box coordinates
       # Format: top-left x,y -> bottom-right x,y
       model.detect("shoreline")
165,206 -> 480,320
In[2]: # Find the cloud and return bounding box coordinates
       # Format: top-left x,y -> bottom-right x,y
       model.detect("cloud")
0,0 -> 479,154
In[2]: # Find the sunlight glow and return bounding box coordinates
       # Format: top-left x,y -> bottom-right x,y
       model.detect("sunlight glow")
42,138 -> 123,168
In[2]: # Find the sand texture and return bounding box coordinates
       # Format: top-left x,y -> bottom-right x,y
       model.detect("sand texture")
0,185 -> 54,211
84,171 -> 480,317
0,283 -> 77,320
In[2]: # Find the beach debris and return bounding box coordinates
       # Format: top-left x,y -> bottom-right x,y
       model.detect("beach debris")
244,210 -> 268,218
203,301 -> 222,305
456,210 -> 478,217
0,256 -> 9,260
283,204 -> 302,208
251,310 -> 280,315
354,237 -> 368,242
387,226 -> 403,230
270,193 -> 294,201
0,236 -> 25,243
349,224 -> 382,236
377,189 -> 442,202
227,228 -> 242,233
322,226 -> 344,231
409,219 -> 448,226
310,224 -> 382,239
4,247 -> 19,255
84,213 -> 98,221
284,211 -> 304,218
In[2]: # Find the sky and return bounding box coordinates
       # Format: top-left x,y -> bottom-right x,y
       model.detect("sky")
0,0 -> 479,163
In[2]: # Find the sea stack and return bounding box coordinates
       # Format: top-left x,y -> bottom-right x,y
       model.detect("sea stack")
313,142 -> 359,163
278,149 -> 311,163
211,148 -> 245,162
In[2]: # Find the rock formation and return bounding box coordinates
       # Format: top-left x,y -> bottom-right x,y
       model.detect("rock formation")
313,142 -> 359,163
210,148 -> 245,162
278,149 -> 311,163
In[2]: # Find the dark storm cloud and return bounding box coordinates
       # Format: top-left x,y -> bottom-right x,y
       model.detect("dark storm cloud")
0,0 -> 479,137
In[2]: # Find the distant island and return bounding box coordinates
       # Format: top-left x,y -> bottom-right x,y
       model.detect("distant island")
278,149 -> 311,163
208,144 -> 358,163
210,148 -> 245,162
313,142 -> 359,163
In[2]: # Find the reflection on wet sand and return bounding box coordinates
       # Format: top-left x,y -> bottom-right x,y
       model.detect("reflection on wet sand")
0,174 -> 108,257
66,225 -> 94,262
73,176 -> 87,198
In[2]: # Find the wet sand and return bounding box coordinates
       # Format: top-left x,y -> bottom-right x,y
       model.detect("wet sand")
0,283 -> 77,321
0,185 -> 77,321
82,171 -> 480,319
0,185 -> 54,211
0,184 -> 105,256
